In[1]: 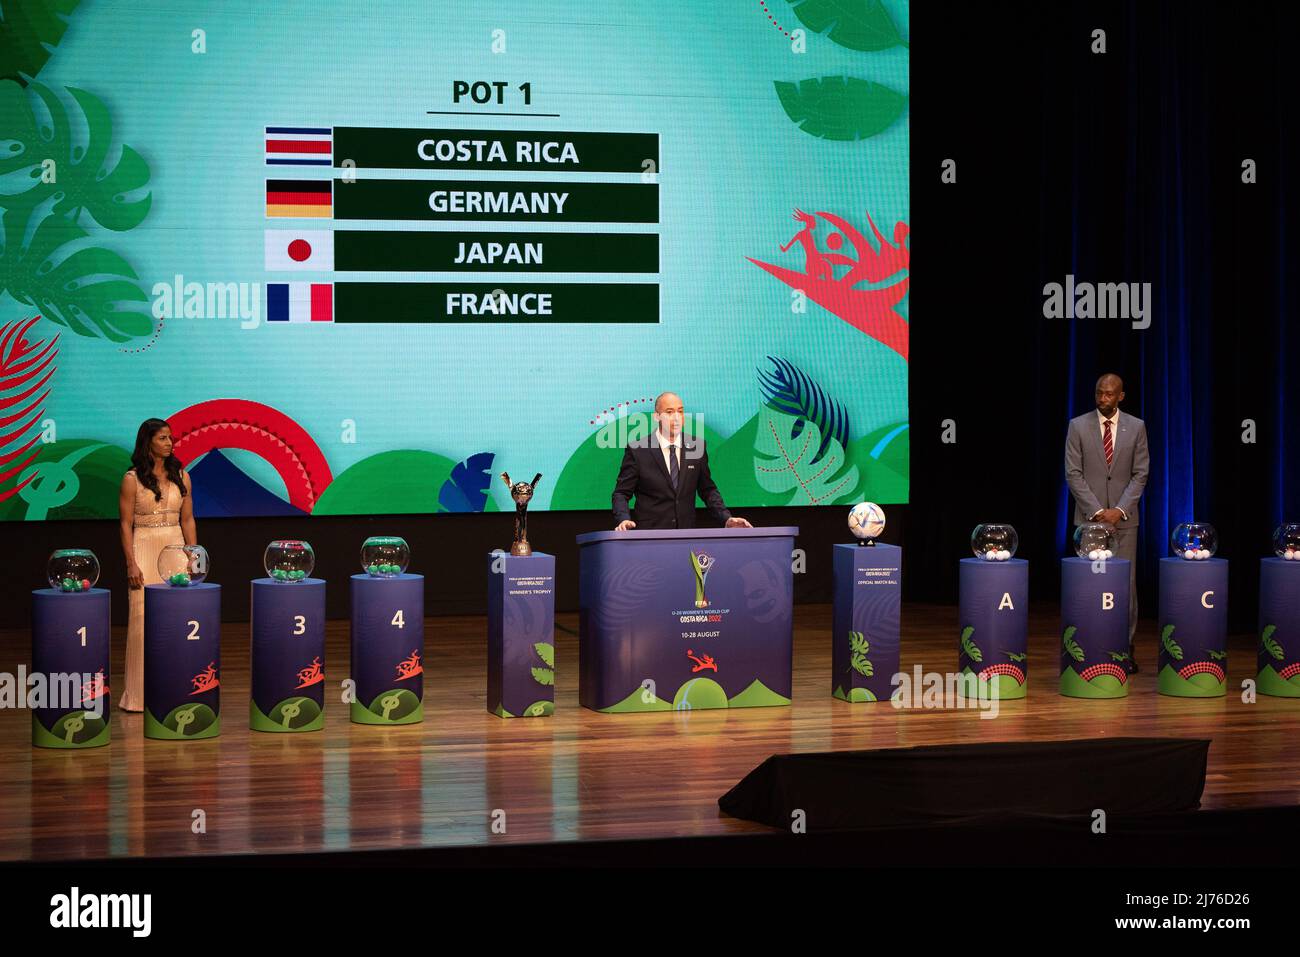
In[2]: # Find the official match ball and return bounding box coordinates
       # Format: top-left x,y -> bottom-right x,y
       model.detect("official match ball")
848,502 -> 886,541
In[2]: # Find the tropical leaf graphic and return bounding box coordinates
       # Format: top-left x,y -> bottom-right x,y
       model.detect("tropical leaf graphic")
783,0 -> 908,52
1208,649 -> 1227,661
774,76 -> 907,141
1006,651 -> 1027,663
1062,625 -> 1084,662
960,625 -> 982,662
0,313 -> 54,503
848,630 -> 869,654
0,81 -> 152,230
1260,625 -> 1283,661
533,642 -> 554,668
0,0 -> 81,84
1108,650 -> 1131,663
1161,623 -> 1183,661
436,451 -> 494,512
530,666 -> 554,686
757,355 -> 850,463
753,406 -> 858,505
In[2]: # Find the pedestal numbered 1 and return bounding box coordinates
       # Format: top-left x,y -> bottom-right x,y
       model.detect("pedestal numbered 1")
1060,557 -> 1131,698
487,552 -> 556,718
1157,558 -> 1228,697
1258,558 -> 1300,697
144,583 -> 222,739
958,559 -> 1029,700
31,589 -> 112,748
251,578 -> 326,732
831,543 -> 901,703
350,574 -> 424,724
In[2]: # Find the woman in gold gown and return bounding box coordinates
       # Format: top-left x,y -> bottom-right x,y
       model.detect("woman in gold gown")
117,418 -> 197,712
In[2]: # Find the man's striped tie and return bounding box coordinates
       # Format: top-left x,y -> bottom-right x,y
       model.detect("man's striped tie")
1103,419 -> 1114,467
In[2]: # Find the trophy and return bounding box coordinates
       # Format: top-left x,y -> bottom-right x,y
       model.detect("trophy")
502,472 -> 542,557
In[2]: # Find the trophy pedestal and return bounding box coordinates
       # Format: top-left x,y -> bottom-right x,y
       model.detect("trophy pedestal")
487,552 -> 556,718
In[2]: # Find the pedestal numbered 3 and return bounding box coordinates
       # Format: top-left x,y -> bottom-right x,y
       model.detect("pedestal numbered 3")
488,552 -> 556,718
251,578 -> 327,732
31,589 -> 112,749
958,559 -> 1029,700
350,574 -> 424,724
1258,558 -> 1300,697
144,583 -> 222,739
1157,558 -> 1228,697
1060,557 -> 1131,698
831,543 -> 901,703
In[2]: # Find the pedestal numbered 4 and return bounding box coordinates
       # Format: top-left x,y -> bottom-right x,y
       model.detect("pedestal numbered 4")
958,559 -> 1029,700
350,574 -> 424,724
31,589 -> 112,748
144,583 -> 222,739
1157,558 -> 1228,697
1258,558 -> 1300,697
831,543 -> 901,703
487,552 -> 556,718
1060,558 -> 1131,698
251,578 -> 327,732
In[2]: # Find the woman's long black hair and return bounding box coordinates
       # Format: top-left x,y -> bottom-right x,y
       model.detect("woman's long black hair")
131,418 -> 187,503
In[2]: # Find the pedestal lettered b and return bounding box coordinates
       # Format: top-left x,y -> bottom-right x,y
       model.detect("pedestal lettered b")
1059,557 -> 1130,699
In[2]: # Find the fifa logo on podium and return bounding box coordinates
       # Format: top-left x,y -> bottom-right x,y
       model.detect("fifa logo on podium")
690,551 -> 715,608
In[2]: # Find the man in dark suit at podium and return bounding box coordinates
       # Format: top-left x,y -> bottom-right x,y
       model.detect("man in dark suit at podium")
612,391 -> 751,531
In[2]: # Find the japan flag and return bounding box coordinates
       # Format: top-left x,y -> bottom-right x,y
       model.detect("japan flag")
265,230 -> 334,271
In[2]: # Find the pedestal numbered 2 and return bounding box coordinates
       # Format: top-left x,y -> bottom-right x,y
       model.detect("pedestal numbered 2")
144,583 -> 222,739
350,574 -> 424,724
487,552 -> 556,718
831,543 -> 901,703
1060,557 -> 1131,698
251,578 -> 327,732
1258,558 -> 1300,697
1157,558 -> 1228,697
958,559 -> 1029,700
31,589 -> 112,749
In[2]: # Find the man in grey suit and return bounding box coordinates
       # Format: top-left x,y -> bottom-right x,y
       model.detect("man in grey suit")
1064,373 -> 1150,670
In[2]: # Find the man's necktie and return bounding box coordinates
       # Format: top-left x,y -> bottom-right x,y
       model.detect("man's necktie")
669,444 -> 680,491
1103,420 -> 1114,467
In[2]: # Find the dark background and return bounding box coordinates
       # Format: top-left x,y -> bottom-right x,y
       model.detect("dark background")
2,1 -> 1295,631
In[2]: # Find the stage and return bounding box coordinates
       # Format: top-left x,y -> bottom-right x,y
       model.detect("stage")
2,602 -> 1292,864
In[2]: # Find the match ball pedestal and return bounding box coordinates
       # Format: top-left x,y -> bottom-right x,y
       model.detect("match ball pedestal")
144,582 -> 222,740
831,543 -> 901,704
1059,557 -> 1131,699
250,578 -> 327,732
1157,558 -> 1228,697
957,559 -> 1029,700
1258,558 -> 1300,697
349,573 -> 424,725
487,552 -> 556,718
31,588 -> 111,749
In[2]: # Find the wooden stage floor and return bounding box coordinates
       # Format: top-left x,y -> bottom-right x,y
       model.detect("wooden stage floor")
0,603 -> 1294,862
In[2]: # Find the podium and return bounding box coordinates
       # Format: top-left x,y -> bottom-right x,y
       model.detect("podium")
1157,558 -> 1228,697
957,558 -> 1029,700
577,527 -> 797,713
487,552 -> 556,718
144,582 -> 222,739
349,573 -> 424,724
31,588 -> 112,748
831,543 -> 901,703
1059,557 -> 1130,698
1258,558 -> 1300,697
250,578 -> 327,731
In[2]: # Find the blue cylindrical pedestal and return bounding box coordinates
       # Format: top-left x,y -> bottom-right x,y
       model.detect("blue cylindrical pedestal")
350,574 -> 424,724
144,582 -> 221,739
487,553 -> 556,718
251,578 -> 326,732
958,559 -> 1029,699
1060,557 -> 1131,698
1157,558 -> 1228,697
1258,558 -> 1300,697
31,588 -> 111,748
831,543 -> 901,703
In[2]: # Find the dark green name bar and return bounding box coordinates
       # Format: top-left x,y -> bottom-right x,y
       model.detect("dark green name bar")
336,231 -> 658,273
333,128 -> 658,173
334,180 -> 658,223
335,282 -> 657,323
